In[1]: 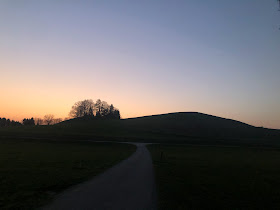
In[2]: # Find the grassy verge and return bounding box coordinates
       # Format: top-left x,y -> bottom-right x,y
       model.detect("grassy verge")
0,139 -> 135,209
148,144 -> 280,210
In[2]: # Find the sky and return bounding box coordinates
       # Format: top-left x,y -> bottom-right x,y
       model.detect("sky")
0,0 -> 280,129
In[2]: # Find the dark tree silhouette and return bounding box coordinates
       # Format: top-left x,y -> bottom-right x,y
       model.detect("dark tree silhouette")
10,120 -> 21,126
95,99 -> 102,117
69,99 -> 120,119
53,118 -> 63,124
99,101 -> 109,117
22,118 -> 35,126
113,109 -> 121,119
34,118 -> 44,125
44,114 -> 55,125
69,99 -> 95,118
0,118 -> 22,127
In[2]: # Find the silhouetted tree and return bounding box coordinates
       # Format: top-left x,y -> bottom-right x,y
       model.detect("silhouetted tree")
53,118 -> 63,124
69,99 -> 95,118
10,120 -> 21,126
109,104 -> 114,113
22,118 -> 35,126
113,109 -> 121,119
107,104 -> 120,119
88,107 -> 94,117
99,101 -> 109,117
44,114 -> 55,125
34,118 -> 44,125
0,118 -> 5,127
0,117 -> 22,127
69,99 -> 120,120
95,99 -> 102,117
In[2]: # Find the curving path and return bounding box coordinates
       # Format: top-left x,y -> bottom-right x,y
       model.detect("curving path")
42,143 -> 157,210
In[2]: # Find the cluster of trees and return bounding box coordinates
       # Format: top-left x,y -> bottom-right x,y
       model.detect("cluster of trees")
1,99 -> 120,127
0,115 -> 63,127
0,118 -> 21,127
69,99 -> 120,119
21,115 -> 63,126
22,115 -> 63,126
34,115 -> 63,125
22,118 -> 35,126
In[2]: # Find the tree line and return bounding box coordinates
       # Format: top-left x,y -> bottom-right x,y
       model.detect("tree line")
34,115 -> 63,125
0,118 -> 22,127
0,99 -> 120,127
0,115 -> 64,127
69,99 -> 120,119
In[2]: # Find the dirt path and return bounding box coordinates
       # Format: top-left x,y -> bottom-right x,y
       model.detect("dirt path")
42,143 -> 157,210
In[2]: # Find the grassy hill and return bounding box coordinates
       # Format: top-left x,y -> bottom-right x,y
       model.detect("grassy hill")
122,112 -> 279,138
1,112 -> 279,146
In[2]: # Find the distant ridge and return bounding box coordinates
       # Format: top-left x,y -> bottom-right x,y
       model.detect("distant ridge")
125,112 -> 253,128
121,112 -> 280,139
61,112 -> 280,143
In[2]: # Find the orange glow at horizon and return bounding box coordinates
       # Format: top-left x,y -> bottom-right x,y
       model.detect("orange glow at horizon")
1,64 -> 279,129
1,90 -> 280,130
1,1 -> 280,129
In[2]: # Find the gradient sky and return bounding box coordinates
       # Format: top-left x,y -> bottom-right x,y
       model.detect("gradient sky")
1,0 -> 280,129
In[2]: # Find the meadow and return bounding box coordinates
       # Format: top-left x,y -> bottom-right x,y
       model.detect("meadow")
0,139 -> 135,209
1,113 -> 280,209
148,144 -> 280,210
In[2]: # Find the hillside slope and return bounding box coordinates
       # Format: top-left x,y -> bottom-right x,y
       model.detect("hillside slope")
122,112 -> 279,139
60,112 -> 280,142
2,112 -> 279,146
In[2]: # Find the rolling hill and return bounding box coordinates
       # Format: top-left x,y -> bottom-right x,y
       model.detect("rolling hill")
1,112 -> 279,146
123,112 -> 279,138
59,112 -> 280,143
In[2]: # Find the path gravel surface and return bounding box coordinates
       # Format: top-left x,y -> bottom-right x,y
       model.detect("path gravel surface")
42,143 -> 157,210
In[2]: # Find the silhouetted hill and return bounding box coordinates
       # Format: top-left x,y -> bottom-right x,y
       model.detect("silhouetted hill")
61,112 -> 280,141
3,112 -> 278,146
122,112 -> 279,139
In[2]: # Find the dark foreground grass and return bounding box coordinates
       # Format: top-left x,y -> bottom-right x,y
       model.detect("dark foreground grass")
0,139 -> 135,209
148,144 -> 280,210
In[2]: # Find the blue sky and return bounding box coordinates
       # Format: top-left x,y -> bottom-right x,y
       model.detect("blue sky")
0,0 -> 280,128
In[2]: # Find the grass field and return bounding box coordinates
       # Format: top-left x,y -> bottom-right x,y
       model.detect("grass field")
148,144 -> 280,210
0,139 -> 135,209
